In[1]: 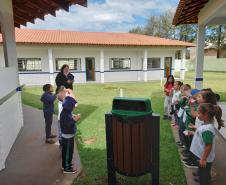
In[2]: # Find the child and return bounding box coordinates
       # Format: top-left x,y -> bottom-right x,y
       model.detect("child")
190,103 -> 224,185
56,86 -> 65,147
183,89 -> 218,168
40,84 -> 57,144
190,89 -> 217,129
177,84 -> 192,144
59,88 -> 81,173
163,75 -> 174,119
171,81 -> 183,127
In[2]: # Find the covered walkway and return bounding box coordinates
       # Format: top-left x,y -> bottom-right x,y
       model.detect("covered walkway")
0,105 -> 82,185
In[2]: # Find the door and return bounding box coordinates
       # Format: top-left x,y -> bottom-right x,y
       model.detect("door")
164,57 -> 172,78
85,57 -> 95,81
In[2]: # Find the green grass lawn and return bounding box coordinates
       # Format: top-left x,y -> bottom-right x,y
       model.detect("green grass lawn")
22,71 -> 226,185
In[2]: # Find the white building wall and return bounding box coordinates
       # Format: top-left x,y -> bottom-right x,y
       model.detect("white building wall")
0,93 -> 23,170
0,45 -> 185,85
0,67 -> 23,170
175,59 -> 189,72
0,48 -> 5,68
104,48 -> 140,82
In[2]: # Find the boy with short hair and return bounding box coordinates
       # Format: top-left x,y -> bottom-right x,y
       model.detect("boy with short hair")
40,84 -> 57,144
58,88 -> 80,173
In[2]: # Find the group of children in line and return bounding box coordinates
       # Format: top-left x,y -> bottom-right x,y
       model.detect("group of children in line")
40,84 -> 80,174
164,75 -> 224,185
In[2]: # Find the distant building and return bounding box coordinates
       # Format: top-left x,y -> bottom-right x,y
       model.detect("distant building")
0,29 -> 194,86
188,45 -> 226,72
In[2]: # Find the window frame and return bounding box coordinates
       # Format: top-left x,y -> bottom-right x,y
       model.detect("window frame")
17,58 -> 42,72
109,58 -> 131,70
144,57 -> 161,70
55,58 -> 82,71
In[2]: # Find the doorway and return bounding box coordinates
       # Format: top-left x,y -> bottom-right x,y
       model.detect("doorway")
164,57 -> 172,78
85,57 -> 95,81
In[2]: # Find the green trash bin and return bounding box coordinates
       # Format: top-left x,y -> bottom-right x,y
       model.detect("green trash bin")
105,97 -> 160,185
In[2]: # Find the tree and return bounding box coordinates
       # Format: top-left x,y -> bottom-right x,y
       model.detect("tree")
144,10 -> 176,38
129,10 -> 226,45
128,10 -> 197,42
129,26 -> 145,34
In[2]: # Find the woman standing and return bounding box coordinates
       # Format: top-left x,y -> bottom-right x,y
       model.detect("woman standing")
55,64 -> 74,92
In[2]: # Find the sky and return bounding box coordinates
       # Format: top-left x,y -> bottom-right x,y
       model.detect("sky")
25,0 -> 179,32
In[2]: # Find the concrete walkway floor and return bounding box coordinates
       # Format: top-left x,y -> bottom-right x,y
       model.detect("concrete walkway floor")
0,105 -> 82,185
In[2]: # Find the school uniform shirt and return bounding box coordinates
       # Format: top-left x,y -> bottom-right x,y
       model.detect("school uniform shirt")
195,117 -> 204,128
40,92 -> 56,114
172,90 -> 181,104
177,98 -> 187,118
58,101 -> 63,121
164,83 -> 173,96
184,106 -> 195,130
60,96 -> 77,135
190,123 -> 215,163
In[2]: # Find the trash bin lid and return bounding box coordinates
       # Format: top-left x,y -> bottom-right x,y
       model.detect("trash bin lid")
111,97 -> 152,118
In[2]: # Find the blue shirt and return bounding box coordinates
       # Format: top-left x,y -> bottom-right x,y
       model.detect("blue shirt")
60,96 -> 77,135
40,92 -> 56,114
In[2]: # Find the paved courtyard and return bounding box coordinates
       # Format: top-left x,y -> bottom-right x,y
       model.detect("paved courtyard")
0,105 -> 82,185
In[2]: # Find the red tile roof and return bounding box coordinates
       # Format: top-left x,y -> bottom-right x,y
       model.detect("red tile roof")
0,29 -> 195,47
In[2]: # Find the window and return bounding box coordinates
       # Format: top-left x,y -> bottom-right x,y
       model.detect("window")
56,58 -> 81,71
175,50 -> 191,60
109,58 -> 131,70
18,58 -> 42,71
147,58 -> 161,69
175,50 -> 181,59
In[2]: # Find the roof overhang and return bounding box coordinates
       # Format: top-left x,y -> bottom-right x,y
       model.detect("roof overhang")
1,0 -> 87,29
173,0 -> 209,25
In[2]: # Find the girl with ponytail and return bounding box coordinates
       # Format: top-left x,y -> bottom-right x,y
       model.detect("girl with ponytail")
190,103 -> 224,185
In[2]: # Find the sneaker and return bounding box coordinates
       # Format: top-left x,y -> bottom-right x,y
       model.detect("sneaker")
49,134 -> 57,138
181,158 -> 191,164
184,161 -> 198,169
63,168 -> 76,174
182,152 -> 190,158
45,139 -> 56,144
176,141 -> 181,144
181,150 -> 189,155
177,142 -> 183,147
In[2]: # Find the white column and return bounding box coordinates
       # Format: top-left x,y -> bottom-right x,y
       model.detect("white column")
0,0 -> 19,84
160,56 -> 164,79
195,25 -> 206,90
48,48 -> 55,85
100,49 -> 105,83
0,0 -> 23,170
171,55 -> 175,76
180,49 -> 186,80
143,49 -> 148,82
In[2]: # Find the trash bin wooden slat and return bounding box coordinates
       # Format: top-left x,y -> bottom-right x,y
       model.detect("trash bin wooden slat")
123,123 -> 132,174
